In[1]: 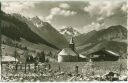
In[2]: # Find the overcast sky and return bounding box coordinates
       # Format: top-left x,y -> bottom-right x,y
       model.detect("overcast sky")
1,0 -> 127,33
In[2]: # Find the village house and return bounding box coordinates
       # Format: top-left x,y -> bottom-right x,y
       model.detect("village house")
2,55 -> 18,64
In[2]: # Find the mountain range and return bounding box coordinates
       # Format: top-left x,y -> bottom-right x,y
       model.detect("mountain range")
12,14 -> 68,49
75,25 -> 127,58
59,26 -> 80,41
1,11 -> 127,59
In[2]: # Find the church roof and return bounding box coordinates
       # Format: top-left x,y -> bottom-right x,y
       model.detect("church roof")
58,48 -> 78,56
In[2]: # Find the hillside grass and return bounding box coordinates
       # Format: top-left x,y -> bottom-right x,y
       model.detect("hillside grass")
49,59 -> 127,76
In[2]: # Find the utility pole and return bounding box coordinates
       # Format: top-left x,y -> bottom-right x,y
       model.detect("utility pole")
91,63 -> 95,76
48,64 -> 51,70
24,48 -> 28,73
74,65 -> 79,76
14,40 -> 17,63
1,46 -> 4,80
0,3 -> 2,79
28,57 -> 31,71
25,62 -> 27,73
58,65 -> 61,72
119,63 -> 122,75
119,55 -> 122,75
34,62 -> 37,73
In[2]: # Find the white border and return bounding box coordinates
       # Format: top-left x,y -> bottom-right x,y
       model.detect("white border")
0,0 -> 127,82
1,0 -> 124,2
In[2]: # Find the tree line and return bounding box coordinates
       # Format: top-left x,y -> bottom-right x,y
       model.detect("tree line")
1,11 -> 59,50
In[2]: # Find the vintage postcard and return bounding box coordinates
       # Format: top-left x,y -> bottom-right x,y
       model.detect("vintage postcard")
0,0 -> 127,82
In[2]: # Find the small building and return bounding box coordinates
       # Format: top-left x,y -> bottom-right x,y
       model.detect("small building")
89,49 -> 120,61
58,37 -> 87,62
2,56 -> 18,64
79,54 -> 87,62
58,37 -> 79,62
58,48 -> 79,62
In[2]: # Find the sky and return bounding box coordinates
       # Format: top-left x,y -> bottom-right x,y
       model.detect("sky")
1,0 -> 127,33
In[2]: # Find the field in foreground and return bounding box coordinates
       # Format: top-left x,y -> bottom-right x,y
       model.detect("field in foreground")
1,59 -> 128,82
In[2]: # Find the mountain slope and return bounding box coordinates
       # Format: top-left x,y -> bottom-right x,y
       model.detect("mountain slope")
76,25 -> 127,58
75,25 -> 127,46
74,30 -> 97,46
83,25 -> 127,44
1,11 -> 59,50
12,14 -> 68,49
37,22 -> 68,49
59,27 -> 81,41
79,41 -> 127,55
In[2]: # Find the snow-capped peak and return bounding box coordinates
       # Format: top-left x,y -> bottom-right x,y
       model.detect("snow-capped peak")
30,16 -> 44,27
59,26 -> 80,36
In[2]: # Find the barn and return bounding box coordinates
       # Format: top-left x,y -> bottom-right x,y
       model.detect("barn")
89,50 -> 120,61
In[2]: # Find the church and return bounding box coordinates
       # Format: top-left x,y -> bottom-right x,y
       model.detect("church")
58,37 -> 87,62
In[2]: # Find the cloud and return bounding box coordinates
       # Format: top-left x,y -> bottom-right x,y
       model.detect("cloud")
45,4 -> 77,22
1,1 -> 35,17
2,1 -> 126,32
82,22 -> 105,33
82,0 -> 127,33
121,3 -> 128,12
59,3 -> 70,9
84,1 -> 126,20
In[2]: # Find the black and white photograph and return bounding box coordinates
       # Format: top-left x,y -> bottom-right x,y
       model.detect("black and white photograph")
0,0 -> 128,82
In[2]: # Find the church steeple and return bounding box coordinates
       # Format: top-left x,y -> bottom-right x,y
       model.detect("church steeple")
69,37 -> 75,50
70,37 -> 74,44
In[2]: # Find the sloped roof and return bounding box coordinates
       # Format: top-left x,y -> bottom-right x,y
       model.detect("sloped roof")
2,56 -> 18,62
105,50 -> 119,56
91,55 -> 100,58
79,54 -> 86,58
58,48 -> 78,56
87,49 -> 120,57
